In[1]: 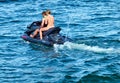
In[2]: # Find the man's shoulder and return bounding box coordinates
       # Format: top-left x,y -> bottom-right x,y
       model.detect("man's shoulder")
48,15 -> 53,17
50,15 -> 54,19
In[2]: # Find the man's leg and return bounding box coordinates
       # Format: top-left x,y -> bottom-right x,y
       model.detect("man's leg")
39,27 -> 49,39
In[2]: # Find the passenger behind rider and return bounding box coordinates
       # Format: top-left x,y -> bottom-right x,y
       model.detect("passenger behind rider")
39,10 -> 54,39
30,11 -> 47,38
30,10 -> 54,40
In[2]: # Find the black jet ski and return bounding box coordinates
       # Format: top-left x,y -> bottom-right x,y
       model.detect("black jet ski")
21,21 -> 70,46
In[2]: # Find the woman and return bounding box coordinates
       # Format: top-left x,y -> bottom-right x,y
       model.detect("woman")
30,11 -> 47,38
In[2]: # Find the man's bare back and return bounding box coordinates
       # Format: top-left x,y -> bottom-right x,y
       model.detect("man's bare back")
46,14 -> 54,29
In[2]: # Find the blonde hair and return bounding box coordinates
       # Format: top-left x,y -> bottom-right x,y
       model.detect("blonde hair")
46,10 -> 51,14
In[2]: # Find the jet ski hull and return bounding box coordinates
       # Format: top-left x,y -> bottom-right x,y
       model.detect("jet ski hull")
21,21 -> 70,46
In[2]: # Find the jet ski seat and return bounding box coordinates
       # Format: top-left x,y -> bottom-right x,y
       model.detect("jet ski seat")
43,27 -> 61,36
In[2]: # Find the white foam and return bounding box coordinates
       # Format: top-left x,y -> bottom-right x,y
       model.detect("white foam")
54,42 -> 120,53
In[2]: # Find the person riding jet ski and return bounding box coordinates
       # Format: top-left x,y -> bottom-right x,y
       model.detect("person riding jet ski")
30,10 -> 54,40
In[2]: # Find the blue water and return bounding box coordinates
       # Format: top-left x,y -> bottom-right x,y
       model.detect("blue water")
0,0 -> 120,83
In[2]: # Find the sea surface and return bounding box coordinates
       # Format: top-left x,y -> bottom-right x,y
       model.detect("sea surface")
0,0 -> 120,83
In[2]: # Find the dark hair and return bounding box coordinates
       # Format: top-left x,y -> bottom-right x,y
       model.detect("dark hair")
42,11 -> 46,15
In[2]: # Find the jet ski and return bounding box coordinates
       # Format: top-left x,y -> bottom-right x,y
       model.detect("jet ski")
21,21 -> 70,46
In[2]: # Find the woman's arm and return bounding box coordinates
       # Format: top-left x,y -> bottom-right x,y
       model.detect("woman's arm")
40,18 -> 45,28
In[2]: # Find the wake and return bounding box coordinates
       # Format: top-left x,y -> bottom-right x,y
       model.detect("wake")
54,42 -> 120,54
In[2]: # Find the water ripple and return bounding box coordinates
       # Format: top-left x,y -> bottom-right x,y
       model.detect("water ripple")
0,0 -> 120,83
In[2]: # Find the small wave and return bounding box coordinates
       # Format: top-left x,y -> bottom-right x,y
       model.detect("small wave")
54,42 -> 120,53
79,74 -> 119,83
97,30 -> 119,37
0,0 -> 27,3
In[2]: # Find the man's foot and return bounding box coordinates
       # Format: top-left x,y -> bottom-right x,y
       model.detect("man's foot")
41,39 -> 46,43
40,37 -> 42,40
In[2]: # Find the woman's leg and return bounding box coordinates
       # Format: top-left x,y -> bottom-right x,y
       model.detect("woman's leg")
30,29 -> 39,38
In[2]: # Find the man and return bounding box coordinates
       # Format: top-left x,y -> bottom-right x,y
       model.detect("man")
30,11 -> 47,38
39,10 -> 54,39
